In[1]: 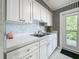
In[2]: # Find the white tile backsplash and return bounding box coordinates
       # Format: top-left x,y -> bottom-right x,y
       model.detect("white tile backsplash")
6,23 -> 41,34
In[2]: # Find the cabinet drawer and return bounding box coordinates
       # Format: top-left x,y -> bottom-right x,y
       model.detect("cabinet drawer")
7,42 -> 39,59
22,49 -> 39,59
19,42 -> 39,57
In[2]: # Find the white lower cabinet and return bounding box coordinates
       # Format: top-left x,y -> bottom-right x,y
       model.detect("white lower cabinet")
40,39 -> 48,59
7,50 -> 20,59
7,49 -> 39,59
7,33 -> 57,59
7,42 -> 39,59
22,49 -> 39,59
48,33 -> 57,58
40,44 -> 48,59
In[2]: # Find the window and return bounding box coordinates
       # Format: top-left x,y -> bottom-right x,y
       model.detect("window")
66,15 -> 77,47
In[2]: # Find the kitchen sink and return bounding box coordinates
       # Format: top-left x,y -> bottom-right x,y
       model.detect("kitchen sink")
31,33 -> 49,37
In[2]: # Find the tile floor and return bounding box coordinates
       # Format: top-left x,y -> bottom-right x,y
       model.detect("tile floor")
49,48 -> 73,59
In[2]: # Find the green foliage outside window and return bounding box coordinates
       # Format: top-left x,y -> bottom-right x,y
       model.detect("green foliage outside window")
66,15 -> 77,40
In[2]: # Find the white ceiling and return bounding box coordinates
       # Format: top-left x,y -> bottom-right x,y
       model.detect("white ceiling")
43,0 -> 79,10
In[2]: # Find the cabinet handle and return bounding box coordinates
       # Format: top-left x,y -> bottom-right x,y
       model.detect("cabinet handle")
19,19 -> 25,22
25,56 -> 29,59
26,57 -> 29,59
22,20 -> 25,22
48,43 -> 49,46
30,55 -> 32,58
27,49 -> 30,52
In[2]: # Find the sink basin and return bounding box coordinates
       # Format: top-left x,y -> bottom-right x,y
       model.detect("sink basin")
31,33 -> 50,37
31,34 -> 45,37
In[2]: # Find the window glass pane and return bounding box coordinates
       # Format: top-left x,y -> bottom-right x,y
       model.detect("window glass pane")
66,31 -> 77,40
66,31 -> 77,47
66,16 -> 77,30
66,15 -> 77,47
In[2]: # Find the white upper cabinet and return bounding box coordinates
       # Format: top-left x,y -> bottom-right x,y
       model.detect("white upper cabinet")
7,0 -> 32,23
32,0 -> 41,21
46,10 -> 53,26
7,0 -> 53,24
40,6 -> 47,23
20,0 -> 32,23
7,0 -> 19,22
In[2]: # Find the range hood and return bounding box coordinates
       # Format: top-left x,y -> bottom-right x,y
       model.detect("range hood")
32,19 -> 47,26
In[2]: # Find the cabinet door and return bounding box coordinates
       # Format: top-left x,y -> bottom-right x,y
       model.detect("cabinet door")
33,1 -> 41,21
40,6 -> 47,23
48,34 -> 57,57
7,50 -> 20,59
52,34 -> 57,50
48,36 -> 53,57
7,0 -> 19,21
40,43 -> 47,59
20,0 -> 31,23
30,49 -> 39,59
22,49 -> 39,59
47,10 -> 53,26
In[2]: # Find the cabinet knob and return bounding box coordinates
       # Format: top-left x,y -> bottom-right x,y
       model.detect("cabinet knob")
30,55 -> 32,58
48,43 -> 49,46
27,49 -> 30,52
26,57 -> 29,59
19,19 -> 25,22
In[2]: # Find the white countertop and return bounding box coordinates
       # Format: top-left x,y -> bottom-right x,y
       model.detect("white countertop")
5,32 -> 57,53
7,35 -> 38,48
6,34 -> 39,53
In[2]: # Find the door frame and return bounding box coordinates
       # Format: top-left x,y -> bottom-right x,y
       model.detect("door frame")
60,8 -> 79,54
